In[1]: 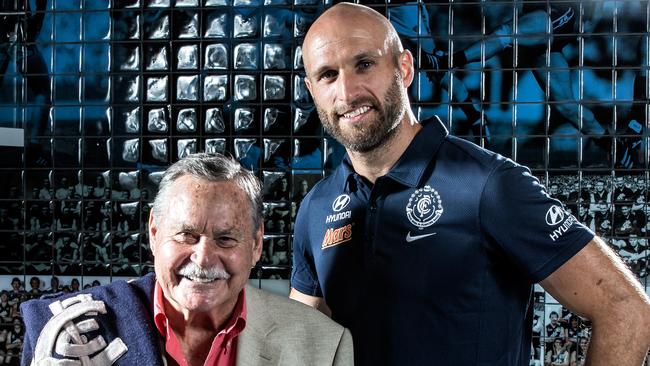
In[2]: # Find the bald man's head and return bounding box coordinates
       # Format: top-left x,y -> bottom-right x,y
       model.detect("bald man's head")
297,3 -> 415,154
302,3 -> 404,77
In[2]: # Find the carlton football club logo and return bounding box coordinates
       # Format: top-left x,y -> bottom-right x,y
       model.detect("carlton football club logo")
32,294 -> 128,366
406,185 -> 443,229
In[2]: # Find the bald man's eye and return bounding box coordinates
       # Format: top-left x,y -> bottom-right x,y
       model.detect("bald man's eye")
357,60 -> 374,71
319,70 -> 338,81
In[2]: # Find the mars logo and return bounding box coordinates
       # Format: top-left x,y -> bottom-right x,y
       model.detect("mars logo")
332,194 -> 350,212
545,205 -> 565,226
32,294 -> 128,366
406,185 -> 443,229
322,224 -> 353,249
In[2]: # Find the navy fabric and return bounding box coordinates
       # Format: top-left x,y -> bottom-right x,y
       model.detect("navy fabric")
291,117 -> 594,366
21,273 -> 163,366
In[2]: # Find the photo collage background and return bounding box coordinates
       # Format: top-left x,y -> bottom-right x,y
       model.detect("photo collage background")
0,0 -> 648,364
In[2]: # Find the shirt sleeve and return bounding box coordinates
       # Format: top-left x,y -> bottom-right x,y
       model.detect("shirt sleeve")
480,158 -> 595,282
290,196 -> 323,297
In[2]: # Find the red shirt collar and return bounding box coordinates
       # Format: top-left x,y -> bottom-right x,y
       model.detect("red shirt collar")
153,282 -> 247,366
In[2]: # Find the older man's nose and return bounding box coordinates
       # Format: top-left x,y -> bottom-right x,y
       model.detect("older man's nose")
190,237 -> 216,267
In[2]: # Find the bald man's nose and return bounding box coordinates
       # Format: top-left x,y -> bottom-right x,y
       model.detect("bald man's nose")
336,71 -> 363,104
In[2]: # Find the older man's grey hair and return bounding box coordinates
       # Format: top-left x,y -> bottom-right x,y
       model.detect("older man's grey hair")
152,153 -> 263,233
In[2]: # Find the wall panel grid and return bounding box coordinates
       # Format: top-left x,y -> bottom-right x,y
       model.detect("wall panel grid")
0,0 -> 648,363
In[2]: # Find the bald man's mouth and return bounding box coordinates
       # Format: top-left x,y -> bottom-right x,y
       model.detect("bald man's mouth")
338,105 -> 374,123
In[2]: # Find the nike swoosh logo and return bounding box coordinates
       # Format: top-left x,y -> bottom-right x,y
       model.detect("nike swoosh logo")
405,232 -> 437,243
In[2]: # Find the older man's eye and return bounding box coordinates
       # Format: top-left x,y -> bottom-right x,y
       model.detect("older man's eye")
217,237 -> 238,248
174,232 -> 199,244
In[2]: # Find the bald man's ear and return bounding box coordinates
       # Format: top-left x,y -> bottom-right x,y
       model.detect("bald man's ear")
398,49 -> 415,88
304,76 -> 313,95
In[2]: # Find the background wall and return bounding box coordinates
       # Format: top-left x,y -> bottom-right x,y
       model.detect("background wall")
0,0 -> 648,364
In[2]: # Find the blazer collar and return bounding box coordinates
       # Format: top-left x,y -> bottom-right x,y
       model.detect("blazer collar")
236,285 -> 280,366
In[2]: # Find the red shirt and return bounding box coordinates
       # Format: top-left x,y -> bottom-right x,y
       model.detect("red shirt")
153,283 -> 247,366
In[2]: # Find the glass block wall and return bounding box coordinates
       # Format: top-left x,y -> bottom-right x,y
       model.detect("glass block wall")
0,0 -> 648,363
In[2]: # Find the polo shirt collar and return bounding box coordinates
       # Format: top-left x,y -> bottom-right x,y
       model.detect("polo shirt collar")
153,281 -> 247,362
336,156 -> 357,193
386,116 -> 447,187
336,116 -> 448,190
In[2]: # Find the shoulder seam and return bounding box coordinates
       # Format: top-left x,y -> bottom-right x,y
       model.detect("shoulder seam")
445,136 -> 498,170
477,156 -> 510,239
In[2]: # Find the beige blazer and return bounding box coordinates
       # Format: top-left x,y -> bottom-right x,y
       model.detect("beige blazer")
237,285 -> 354,366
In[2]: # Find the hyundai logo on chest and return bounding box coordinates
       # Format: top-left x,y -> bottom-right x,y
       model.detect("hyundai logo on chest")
327,194 -> 352,223
332,194 -> 350,212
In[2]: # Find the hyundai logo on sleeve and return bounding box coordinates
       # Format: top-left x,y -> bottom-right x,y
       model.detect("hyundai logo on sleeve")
545,205 -> 565,226
332,194 -> 351,212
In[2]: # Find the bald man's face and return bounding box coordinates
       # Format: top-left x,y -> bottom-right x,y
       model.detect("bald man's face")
302,9 -> 413,152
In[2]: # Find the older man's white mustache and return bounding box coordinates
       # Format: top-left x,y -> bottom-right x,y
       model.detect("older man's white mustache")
177,262 -> 231,282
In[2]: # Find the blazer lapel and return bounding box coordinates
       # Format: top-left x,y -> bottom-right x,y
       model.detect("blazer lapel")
236,286 -> 280,366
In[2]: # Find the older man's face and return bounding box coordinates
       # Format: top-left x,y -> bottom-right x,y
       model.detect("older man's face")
149,175 -> 262,315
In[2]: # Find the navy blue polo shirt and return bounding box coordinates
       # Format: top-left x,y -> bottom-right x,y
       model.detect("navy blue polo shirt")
291,117 -> 594,366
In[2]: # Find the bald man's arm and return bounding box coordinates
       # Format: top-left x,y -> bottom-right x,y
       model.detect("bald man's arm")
540,237 -> 650,365
290,287 -> 332,317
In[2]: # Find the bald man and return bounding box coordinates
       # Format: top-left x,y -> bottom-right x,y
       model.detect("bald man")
289,3 -> 650,366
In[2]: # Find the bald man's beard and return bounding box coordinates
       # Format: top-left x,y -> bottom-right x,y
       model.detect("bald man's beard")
316,72 -> 407,153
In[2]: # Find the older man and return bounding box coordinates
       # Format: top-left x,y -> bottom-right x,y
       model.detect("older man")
290,3 -> 650,366
21,153 -> 353,366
